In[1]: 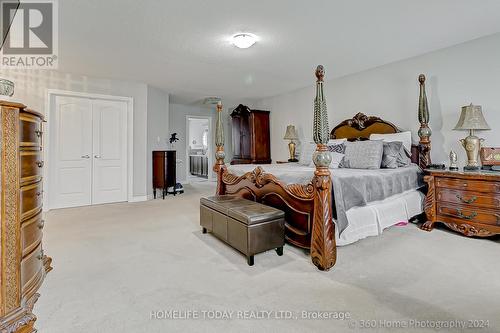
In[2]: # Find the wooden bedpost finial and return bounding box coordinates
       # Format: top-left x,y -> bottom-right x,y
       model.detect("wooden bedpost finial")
417,74 -> 432,169
311,65 -> 336,271
315,65 -> 325,82
418,74 -> 426,85
214,101 -> 226,195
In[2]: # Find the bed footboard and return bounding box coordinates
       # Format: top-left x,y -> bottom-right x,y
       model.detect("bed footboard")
222,166 -> 315,248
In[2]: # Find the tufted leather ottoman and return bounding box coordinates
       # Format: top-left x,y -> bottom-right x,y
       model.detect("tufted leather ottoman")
200,195 -> 285,266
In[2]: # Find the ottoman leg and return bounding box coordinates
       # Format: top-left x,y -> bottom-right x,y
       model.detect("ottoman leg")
202,227 -> 207,234
276,246 -> 283,256
247,255 -> 254,266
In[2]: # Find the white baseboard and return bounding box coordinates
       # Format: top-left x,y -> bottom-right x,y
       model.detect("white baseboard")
129,195 -> 149,202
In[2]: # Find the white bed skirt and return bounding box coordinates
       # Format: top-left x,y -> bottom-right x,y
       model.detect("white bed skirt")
336,189 -> 424,246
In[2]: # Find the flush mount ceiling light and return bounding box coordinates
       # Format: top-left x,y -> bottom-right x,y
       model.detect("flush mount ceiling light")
231,33 -> 257,49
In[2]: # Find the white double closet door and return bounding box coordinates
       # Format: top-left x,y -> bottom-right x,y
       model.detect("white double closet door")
51,96 -> 128,209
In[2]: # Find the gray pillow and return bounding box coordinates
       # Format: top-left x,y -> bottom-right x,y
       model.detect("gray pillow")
381,141 -> 411,168
342,141 -> 384,169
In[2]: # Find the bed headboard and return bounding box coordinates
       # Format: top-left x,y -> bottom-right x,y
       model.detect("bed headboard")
330,112 -> 419,165
330,112 -> 399,140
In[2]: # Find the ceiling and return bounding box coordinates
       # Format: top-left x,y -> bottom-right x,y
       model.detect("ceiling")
58,0 -> 500,104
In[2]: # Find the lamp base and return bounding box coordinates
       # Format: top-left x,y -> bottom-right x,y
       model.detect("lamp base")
464,165 -> 480,171
288,158 -> 299,162
287,141 -> 297,162
460,132 -> 484,171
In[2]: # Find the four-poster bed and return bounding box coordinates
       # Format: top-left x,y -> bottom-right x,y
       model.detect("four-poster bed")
213,66 -> 432,271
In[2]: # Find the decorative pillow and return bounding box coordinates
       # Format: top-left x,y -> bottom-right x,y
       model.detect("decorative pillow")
370,131 -> 412,153
299,141 -> 317,166
308,151 -> 344,169
381,141 -> 411,168
327,143 -> 345,154
342,141 -> 384,169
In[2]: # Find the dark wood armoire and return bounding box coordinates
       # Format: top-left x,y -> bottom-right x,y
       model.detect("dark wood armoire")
152,150 -> 176,199
230,104 -> 271,165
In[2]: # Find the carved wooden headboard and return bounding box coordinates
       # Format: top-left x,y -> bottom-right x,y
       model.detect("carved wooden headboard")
330,112 -> 399,140
331,112 -> 420,165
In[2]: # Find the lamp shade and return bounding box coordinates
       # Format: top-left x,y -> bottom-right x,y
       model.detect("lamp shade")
454,104 -> 490,131
283,125 -> 298,140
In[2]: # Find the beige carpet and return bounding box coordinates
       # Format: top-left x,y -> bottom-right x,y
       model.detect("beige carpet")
36,182 -> 500,333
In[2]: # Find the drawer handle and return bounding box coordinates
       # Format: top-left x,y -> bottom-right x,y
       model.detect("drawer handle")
37,250 -> 44,260
35,130 -> 43,138
457,209 -> 477,220
455,194 -> 477,204
38,219 -> 45,229
462,183 -> 468,187
36,160 -> 44,168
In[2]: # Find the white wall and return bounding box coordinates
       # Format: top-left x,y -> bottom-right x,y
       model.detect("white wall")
0,68 -> 160,199
146,86 -> 170,197
257,33 -> 500,167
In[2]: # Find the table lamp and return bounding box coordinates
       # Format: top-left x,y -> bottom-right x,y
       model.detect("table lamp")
283,125 -> 299,162
453,104 -> 490,170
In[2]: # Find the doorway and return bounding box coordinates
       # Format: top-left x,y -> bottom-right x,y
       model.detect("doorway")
186,116 -> 212,183
47,91 -> 133,209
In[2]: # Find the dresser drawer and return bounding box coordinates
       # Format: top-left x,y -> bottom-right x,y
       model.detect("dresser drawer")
20,151 -> 44,185
19,112 -> 43,149
436,177 -> 500,194
437,188 -> 500,209
21,213 -> 44,257
20,181 -> 43,220
21,243 -> 44,294
437,203 -> 499,226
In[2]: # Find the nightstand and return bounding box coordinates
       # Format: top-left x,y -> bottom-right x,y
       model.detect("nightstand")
421,169 -> 500,237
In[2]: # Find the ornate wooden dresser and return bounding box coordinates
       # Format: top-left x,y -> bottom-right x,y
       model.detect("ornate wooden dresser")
421,169 -> 500,236
0,101 -> 52,333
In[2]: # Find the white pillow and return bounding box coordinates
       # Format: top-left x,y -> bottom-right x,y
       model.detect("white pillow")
329,152 -> 345,169
299,141 -> 317,166
308,151 -> 344,169
370,131 -> 412,153
327,138 -> 347,146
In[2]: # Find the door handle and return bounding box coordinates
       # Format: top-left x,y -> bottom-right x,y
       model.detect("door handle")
94,155 -> 101,159
81,155 -> 90,159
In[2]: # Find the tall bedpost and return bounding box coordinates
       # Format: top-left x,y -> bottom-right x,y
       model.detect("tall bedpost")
214,101 -> 227,195
310,65 -> 336,271
417,74 -> 432,169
